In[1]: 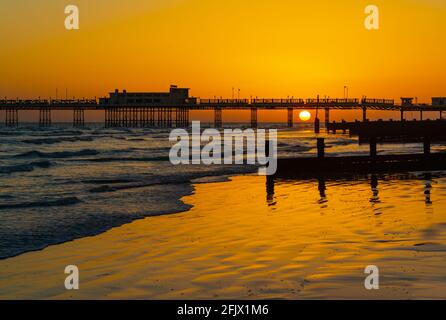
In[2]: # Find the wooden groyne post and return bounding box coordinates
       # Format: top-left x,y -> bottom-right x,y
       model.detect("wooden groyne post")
424,136 -> 431,156
314,117 -> 320,134
317,138 -> 325,159
370,137 -> 377,159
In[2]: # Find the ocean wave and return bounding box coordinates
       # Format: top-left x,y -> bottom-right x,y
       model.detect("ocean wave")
87,178 -> 186,193
81,178 -> 139,184
327,138 -> 358,146
83,156 -> 170,162
0,196 -> 81,210
13,149 -> 100,159
88,166 -> 257,193
0,160 -> 53,174
20,136 -> 94,145
277,143 -> 313,152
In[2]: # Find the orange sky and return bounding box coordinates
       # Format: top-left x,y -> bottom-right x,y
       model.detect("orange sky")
1,0 -> 446,121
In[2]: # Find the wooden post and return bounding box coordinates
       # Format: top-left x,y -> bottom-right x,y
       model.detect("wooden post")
265,139 -> 270,158
370,137 -> 377,159
287,108 -> 293,128
424,136 -> 431,156
324,108 -> 330,131
314,117 -> 320,134
250,107 -> 257,128
362,107 -> 367,122
317,138 -> 325,159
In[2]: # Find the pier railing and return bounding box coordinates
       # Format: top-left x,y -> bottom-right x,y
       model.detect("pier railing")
0,99 -> 50,106
361,98 -> 394,105
305,98 -> 359,105
0,99 -> 98,108
199,99 -> 249,105
251,99 -> 305,105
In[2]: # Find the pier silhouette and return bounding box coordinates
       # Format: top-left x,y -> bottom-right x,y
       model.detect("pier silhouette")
1,87 -> 446,128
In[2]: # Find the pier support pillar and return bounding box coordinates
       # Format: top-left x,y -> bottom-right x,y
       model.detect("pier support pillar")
362,107 -> 367,122
424,136 -> 431,156
157,107 -> 172,127
122,108 -> 126,127
133,108 -> 139,127
317,138 -> 325,159
108,108 -> 114,127
5,108 -> 19,127
400,110 -> 404,121
73,109 -> 85,127
115,108 -> 120,127
251,107 -> 258,128
150,108 -> 156,127
314,118 -> 320,134
39,108 -> 51,127
157,108 -> 163,127
214,107 -> 222,128
324,108 -> 330,131
287,108 -> 293,128
167,108 -> 173,127
176,108 -> 189,127
420,110 -> 423,121
105,109 -> 109,127
370,137 -> 377,160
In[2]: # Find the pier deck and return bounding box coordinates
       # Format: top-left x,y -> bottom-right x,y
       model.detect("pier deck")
1,96 -> 446,128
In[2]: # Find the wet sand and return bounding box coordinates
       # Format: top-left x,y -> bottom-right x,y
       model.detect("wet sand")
1,174 -> 446,299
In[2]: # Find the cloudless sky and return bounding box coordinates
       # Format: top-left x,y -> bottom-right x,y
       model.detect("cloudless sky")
1,0 -> 445,104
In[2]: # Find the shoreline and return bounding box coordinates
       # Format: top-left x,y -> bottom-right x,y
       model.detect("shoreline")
0,172 -> 251,262
0,170 -> 253,261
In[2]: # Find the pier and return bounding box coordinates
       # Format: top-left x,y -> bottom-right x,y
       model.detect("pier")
1,97 -> 446,128
1,87 -> 446,128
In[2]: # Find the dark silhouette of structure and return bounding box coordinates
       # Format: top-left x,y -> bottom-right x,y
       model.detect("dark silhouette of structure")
1,87 -> 446,128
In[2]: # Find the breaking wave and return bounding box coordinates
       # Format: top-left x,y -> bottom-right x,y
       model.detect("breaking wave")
0,196 -> 81,210
13,149 -> 100,159
0,160 -> 53,174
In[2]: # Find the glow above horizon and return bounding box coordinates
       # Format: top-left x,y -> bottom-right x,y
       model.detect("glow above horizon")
0,0 -> 445,107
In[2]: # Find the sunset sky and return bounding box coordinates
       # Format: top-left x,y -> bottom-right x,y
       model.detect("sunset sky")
1,0 -> 445,104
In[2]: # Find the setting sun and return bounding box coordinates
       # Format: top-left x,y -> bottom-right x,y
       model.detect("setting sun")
299,110 -> 311,121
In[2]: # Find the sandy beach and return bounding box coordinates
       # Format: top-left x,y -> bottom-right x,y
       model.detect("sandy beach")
1,174 -> 446,299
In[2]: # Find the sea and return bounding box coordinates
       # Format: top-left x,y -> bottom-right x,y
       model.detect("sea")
1,122 -> 446,259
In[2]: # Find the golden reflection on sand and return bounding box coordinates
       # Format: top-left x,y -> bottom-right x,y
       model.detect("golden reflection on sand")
1,174 -> 446,299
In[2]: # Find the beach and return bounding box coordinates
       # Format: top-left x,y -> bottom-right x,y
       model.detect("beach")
1,173 -> 446,299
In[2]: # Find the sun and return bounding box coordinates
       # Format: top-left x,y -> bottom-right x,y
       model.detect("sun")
299,110 -> 311,121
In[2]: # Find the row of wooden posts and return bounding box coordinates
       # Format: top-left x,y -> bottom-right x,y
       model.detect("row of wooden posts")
315,137 -> 432,159
3,107 -> 296,128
